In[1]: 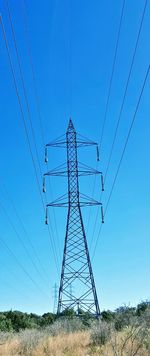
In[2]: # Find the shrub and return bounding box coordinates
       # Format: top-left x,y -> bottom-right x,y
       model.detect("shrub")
18,329 -> 45,354
0,314 -> 13,332
90,320 -> 112,346
101,310 -> 115,322
40,312 -> 56,326
136,301 -> 150,316
48,317 -> 85,336
114,306 -> 136,331
60,308 -> 76,317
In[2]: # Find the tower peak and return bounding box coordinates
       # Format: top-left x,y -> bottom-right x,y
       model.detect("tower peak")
68,118 -> 74,128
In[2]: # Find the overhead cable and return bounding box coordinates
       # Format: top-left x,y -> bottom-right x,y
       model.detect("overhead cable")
0,15 -> 60,275
92,65 -> 150,260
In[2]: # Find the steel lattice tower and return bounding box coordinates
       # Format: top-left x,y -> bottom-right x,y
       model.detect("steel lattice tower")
44,119 -> 104,317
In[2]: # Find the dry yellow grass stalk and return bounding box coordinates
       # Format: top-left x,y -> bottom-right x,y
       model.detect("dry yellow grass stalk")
0,329 -> 149,356
33,331 -> 90,356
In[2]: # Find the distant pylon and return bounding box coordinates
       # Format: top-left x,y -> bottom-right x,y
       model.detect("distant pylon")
44,119 -> 104,317
69,283 -> 73,301
53,283 -> 58,314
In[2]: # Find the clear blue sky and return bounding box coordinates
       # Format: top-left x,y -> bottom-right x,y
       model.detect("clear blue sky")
0,0 -> 150,314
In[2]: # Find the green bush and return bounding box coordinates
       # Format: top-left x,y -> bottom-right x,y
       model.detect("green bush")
0,300 -> 149,333
0,314 -> 12,332
114,305 -> 136,331
101,310 -> 115,322
136,301 -> 150,316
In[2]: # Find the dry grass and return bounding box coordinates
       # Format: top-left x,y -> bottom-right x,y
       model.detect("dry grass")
94,329 -> 149,356
0,331 -> 90,356
0,338 -> 20,355
0,329 -> 149,356
33,331 -> 90,356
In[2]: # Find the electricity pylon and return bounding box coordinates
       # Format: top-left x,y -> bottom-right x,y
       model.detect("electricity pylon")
53,283 -> 58,314
44,119 -> 104,317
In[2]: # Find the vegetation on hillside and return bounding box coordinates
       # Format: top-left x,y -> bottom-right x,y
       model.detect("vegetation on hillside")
0,301 -> 150,355
0,300 -> 149,332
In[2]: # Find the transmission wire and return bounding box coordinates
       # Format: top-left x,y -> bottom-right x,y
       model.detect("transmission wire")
0,235 -> 49,299
104,0 -> 148,184
0,15 -> 60,276
90,0 -> 148,252
99,0 -> 126,149
21,0 -> 62,260
5,0 -> 61,264
0,200 -> 50,294
1,183 -> 50,284
0,243 -> 33,301
88,0 -> 126,246
92,65 -> 150,260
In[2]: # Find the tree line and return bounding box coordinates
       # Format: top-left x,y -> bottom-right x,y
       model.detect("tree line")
0,301 -> 149,332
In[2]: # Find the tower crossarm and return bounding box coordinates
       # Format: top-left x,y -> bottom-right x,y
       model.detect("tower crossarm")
44,168 -> 101,177
46,193 -> 102,210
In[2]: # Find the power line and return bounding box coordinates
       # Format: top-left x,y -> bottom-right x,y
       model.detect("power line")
90,0 -> 148,252
104,65 -> 150,216
21,0 -> 62,261
0,245 -> 32,301
86,166 -> 98,237
0,15 -> 44,210
87,0 -> 126,247
92,65 -> 150,260
1,183 -> 50,284
5,0 -> 61,269
5,0 -> 43,179
104,0 -> 148,183
99,0 -> 126,148
46,173 -> 62,259
0,15 -> 60,275
22,0 -> 45,147
0,235 -> 49,299
0,277 -> 31,302
89,204 -> 101,251
0,199 -> 50,292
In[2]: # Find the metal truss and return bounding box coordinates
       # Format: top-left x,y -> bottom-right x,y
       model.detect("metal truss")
44,119 -> 104,317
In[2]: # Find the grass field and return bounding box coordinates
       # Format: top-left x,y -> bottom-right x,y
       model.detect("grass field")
0,303 -> 150,355
0,325 -> 149,355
